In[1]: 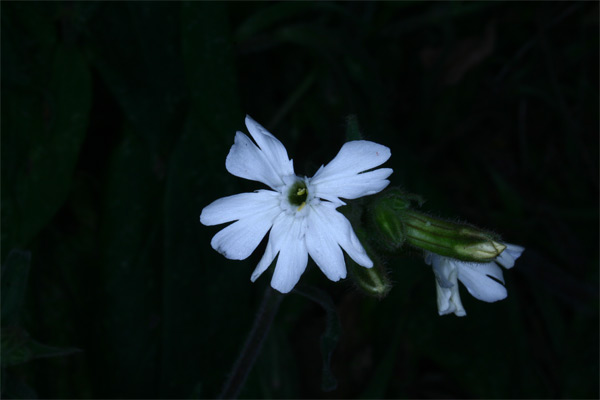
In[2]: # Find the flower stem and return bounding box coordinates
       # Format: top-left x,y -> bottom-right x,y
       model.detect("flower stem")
218,286 -> 283,399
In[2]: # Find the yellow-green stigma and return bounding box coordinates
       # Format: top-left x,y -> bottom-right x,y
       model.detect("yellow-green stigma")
288,181 -> 308,211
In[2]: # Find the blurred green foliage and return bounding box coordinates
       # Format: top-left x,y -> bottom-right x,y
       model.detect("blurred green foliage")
1,2 -> 598,398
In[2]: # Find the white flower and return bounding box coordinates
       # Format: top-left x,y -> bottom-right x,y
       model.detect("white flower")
424,243 -> 525,316
200,116 -> 393,293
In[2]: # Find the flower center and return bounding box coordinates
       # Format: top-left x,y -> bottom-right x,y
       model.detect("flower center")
288,181 -> 308,211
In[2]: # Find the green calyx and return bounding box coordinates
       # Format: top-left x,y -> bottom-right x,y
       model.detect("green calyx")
370,188 -> 505,262
370,189 -> 424,252
288,181 -> 308,207
348,259 -> 392,298
347,228 -> 392,298
373,205 -> 406,250
401,210 -> 504,262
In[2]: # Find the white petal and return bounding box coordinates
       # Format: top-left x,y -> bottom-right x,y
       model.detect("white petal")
435,279 -> 466,317
312,168 -> 393,201
245,116 -> 294,178
427,252 -> 454,288
448,287 -> 467,316
250,213 -> 290,282
210,206 -> 280,260
225,132 -> 287,189
425,251 -> 467,317
305,204 -> 347,282
250,238 -> 276,282
310,141 -> 391,202
469,261 -> 506,284
270,217 -> 308,293
457,262 -> 508,303
495,243 -> 525,269
200,190 -> 279,226
316,202 -> 373,268
312,141 -> 391,182
435,282 -> 453,314
423,251 -> 435,266
427,253 -> 466,316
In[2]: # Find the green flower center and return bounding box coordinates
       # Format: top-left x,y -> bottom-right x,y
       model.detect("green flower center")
288,181 -> 308,210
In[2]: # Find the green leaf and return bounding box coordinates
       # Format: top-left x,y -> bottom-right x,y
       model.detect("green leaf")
1,326 -> 81,368
85,2 -> 186,156
93,126 -> 163,398
1,250 -> 31,326
2,44 -> 91,252
293,284 -> 342,392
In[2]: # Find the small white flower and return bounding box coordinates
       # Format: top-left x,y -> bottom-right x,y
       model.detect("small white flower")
200,116 -> 393,293
424,243 -> 525,316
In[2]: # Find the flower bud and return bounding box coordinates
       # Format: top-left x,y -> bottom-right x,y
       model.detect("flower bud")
369,189 -> 504,262
454,236 -> 506,260
347,257 -> 391,298
402,210 -> 504,262
348,228 -> 392,298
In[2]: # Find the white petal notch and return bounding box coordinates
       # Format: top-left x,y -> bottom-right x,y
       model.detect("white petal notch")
200,116 -> 393,293
425,241 -> 524,316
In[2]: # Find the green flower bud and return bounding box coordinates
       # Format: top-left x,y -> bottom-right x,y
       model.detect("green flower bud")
454,231 -> 506,260
369,189 -> 504,262
348,228 -> 392,298
347,257 -> 391,298
402,210 -> 504,262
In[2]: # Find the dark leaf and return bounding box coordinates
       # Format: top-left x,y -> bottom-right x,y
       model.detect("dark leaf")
2,44 -> 91,252
1,326 -> 81,368
85,2 -> 186,157
93,126 -> 163,398
1,250 -> 31,325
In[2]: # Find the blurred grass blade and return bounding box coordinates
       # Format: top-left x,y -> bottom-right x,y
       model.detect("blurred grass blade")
234,2 -> 314,40
345,114 -> 363,141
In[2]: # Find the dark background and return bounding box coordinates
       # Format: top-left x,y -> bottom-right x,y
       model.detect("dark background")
2,2 -> 598,398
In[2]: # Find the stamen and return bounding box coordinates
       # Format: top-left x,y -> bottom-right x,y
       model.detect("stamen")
288,180 -> 308,207
297,202 -> 306,212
